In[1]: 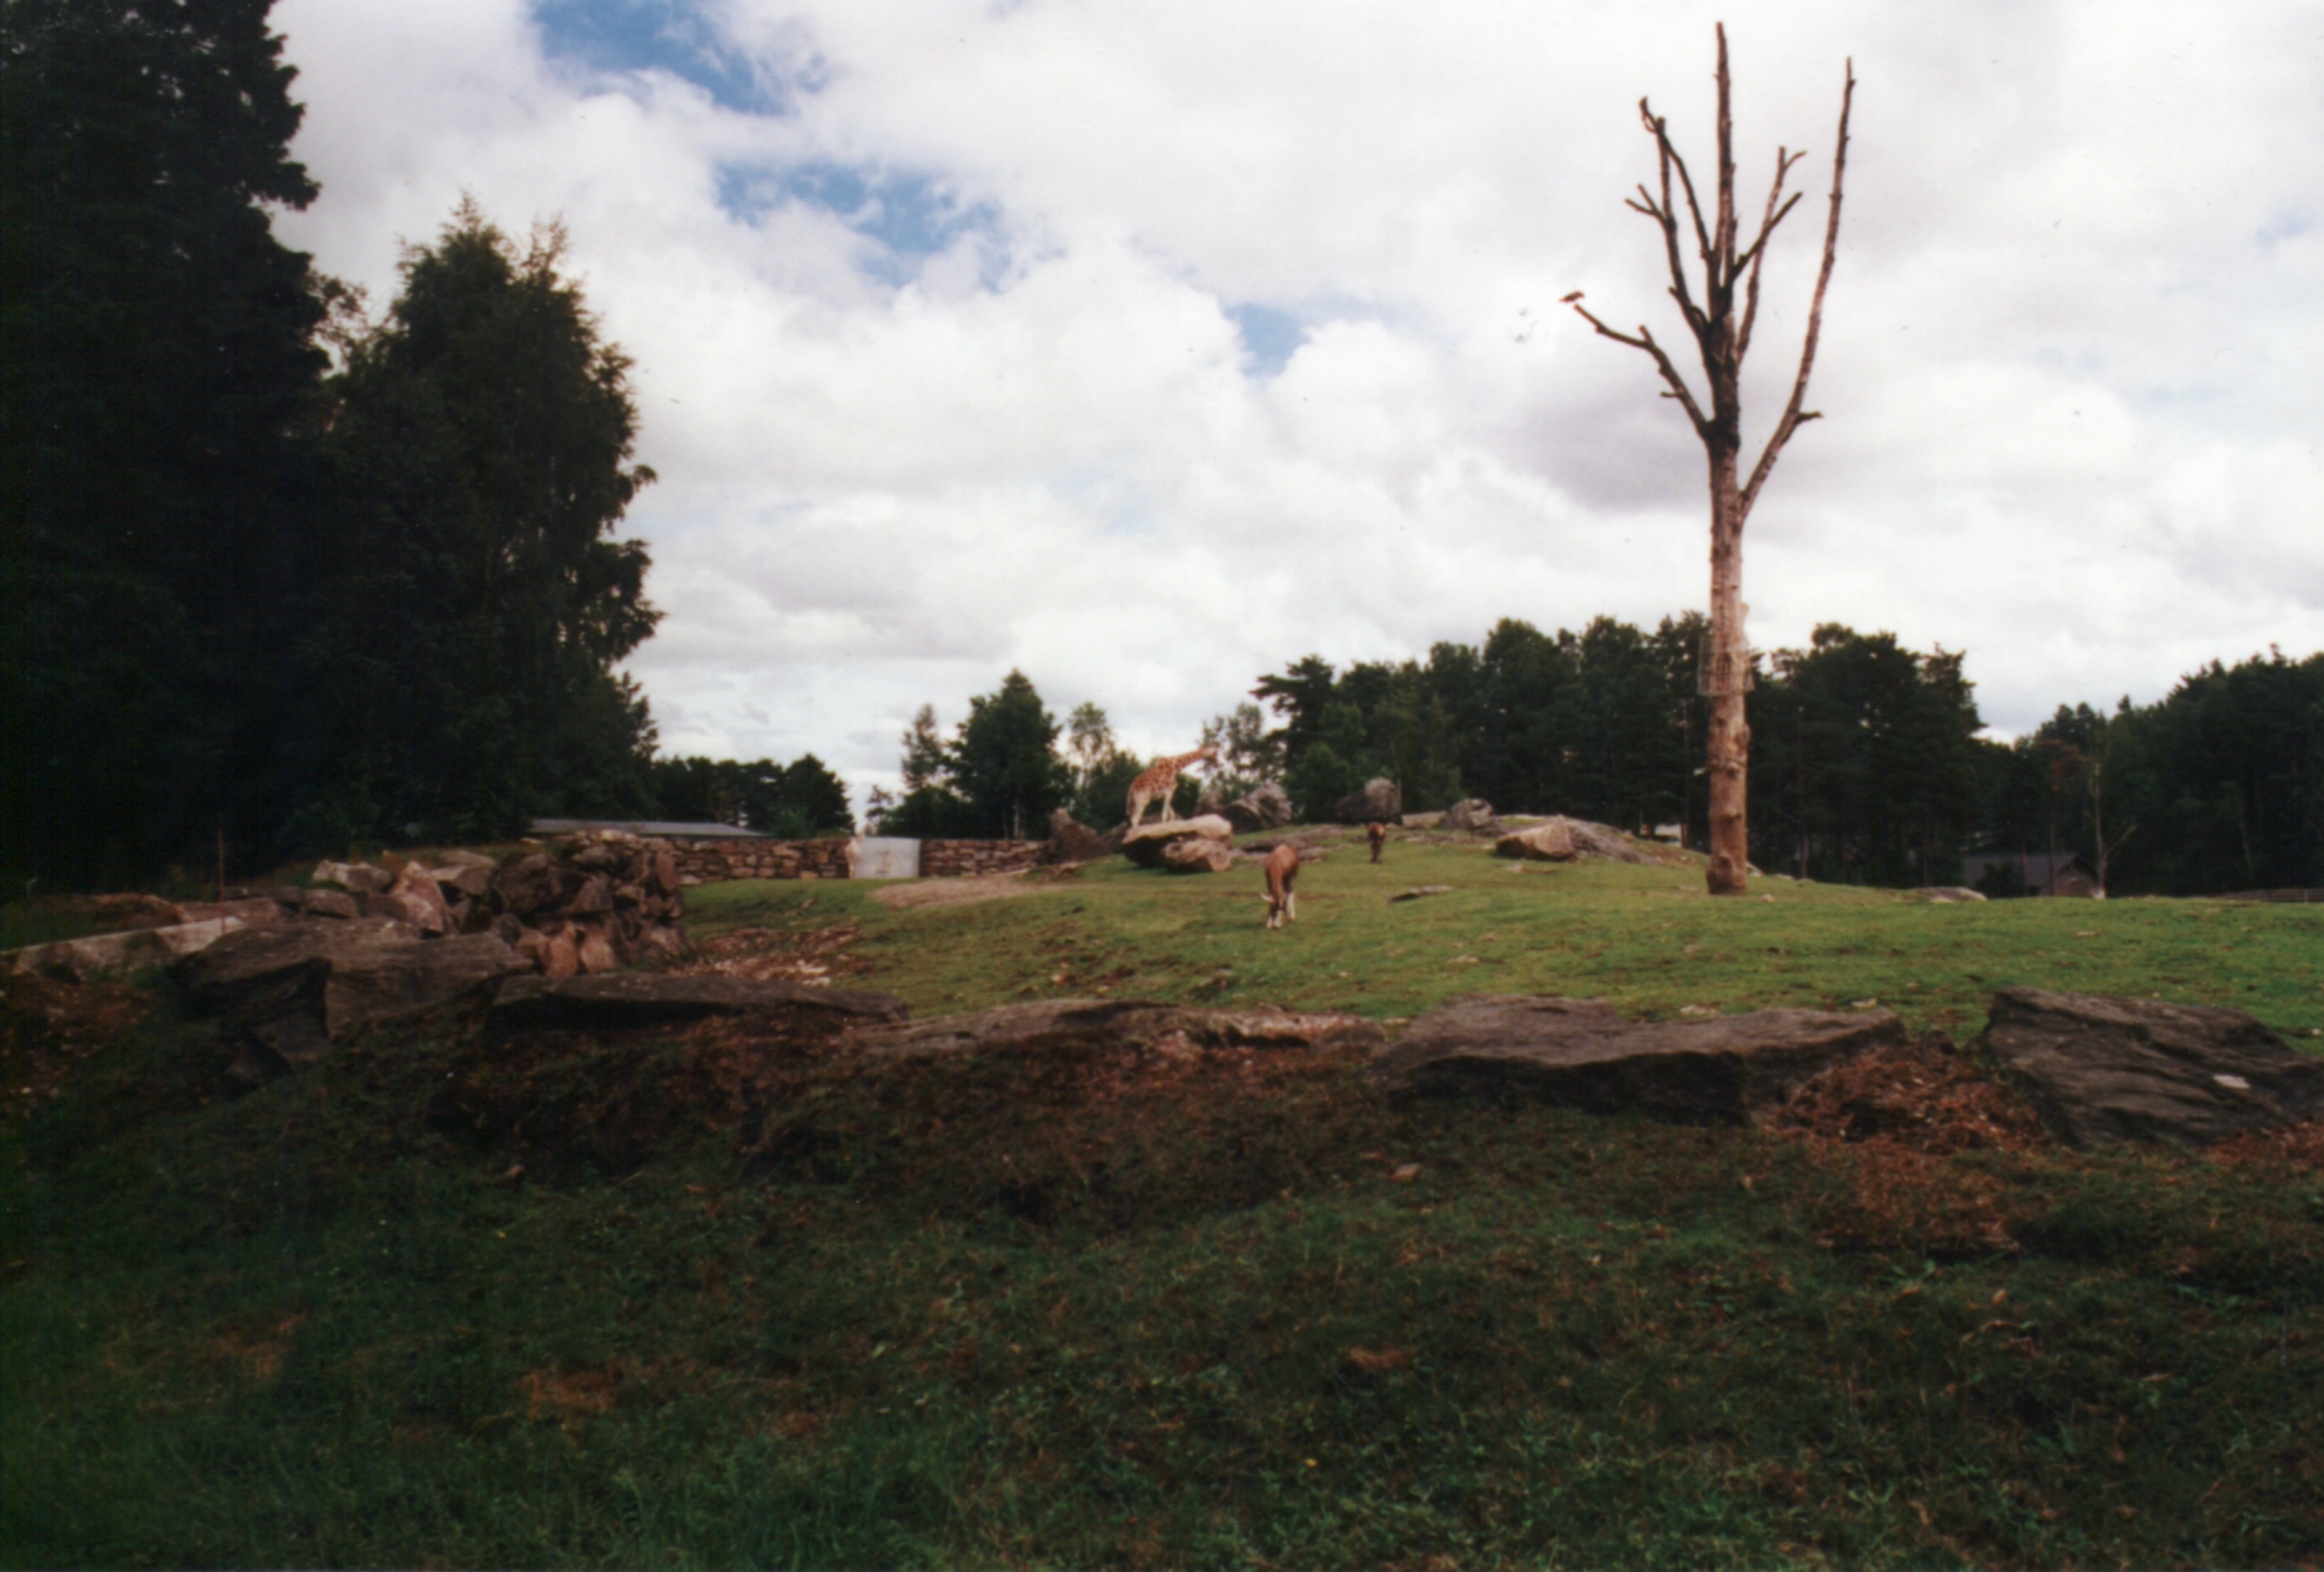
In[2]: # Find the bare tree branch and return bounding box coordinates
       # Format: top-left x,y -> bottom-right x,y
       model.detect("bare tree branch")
1570,304 -> 1712,437
1739,58 -> 1854,524
1735,154 -> 1805,363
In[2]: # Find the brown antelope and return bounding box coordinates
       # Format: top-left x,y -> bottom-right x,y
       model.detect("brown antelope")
1366,821 -> 1387,863
1125,744 -> 1215,830
1263,842 -> 1300,929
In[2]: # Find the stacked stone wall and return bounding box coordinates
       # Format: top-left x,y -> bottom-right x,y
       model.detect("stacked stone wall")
922,839 -> 1046,878
664,837 -> 852,886
659,836 -> 1046,884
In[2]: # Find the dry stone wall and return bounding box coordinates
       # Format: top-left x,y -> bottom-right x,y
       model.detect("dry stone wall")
658,835 -> 1043,884
663,837 -> 852,886
922,839 -> 1045,878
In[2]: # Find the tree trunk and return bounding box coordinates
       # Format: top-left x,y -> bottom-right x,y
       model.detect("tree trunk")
1705,451 -> 1750,894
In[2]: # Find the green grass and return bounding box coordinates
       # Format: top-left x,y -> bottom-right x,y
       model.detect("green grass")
3,837 -> 2321,1567
689,835 -> 2324,1040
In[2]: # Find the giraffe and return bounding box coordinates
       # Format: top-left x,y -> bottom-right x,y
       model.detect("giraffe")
1124,744 -> 1216,831
1263,842 -> 1300,929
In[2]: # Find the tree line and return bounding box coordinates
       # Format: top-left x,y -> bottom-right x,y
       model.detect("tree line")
884,629 -> 2324,898
3,0 -> 684,890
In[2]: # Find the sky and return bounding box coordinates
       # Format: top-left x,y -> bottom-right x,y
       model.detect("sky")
267,0 -> 2324,810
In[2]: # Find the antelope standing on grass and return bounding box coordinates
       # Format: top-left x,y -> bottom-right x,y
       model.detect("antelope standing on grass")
1263,842 -> 1300,929
1125,744 -> 1215,831
1366,822 -> 1387,863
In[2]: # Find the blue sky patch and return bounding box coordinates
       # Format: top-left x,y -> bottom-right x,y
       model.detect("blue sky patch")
1225,304 -> 1307,377
533,0 -> 812,115
717,160 -> 1001,285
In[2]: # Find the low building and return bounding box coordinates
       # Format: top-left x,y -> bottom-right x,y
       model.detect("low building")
1962,851 -> 2103,898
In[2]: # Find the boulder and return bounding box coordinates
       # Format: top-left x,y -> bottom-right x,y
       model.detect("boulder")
1220,782 -> 1294,834
1162,837 -> 1237,874
1496,821 -> 1576,862
9,917 -> 248,982
370,863 -> 455,935
491,972 -> 907,1029
173,918 -> 529,1078
312,860 -> 394,895
1121,814 -> 1235,868
1443,798 -> 1500,834
1371,994 -> 1906,1125
294,888 -> 362,921
167,896 -> 285,929
426,860 -> 496,900
1335,777 -> 1402,825
1979,987 -> 2324,1148
1041,808 -> 1112,866
847,999 -> 1383,1061
490,854 -> 568,920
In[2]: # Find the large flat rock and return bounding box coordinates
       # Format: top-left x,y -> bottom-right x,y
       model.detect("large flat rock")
491,973 -> 907,1028
846,999 -> 1385,1060
174,919 -> 530,1076
1979,986 -> 2324,1148
8,917 -> 247,981
1371,994 -> 1906,1125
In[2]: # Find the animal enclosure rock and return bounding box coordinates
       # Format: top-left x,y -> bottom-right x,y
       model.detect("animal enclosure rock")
8,918 -> 251,982
1335,777 -> 1403,825
1372,994 -> 1906,1125
1220,782 -> 1294,833
845,999 -> 1385,1061
1979,986 -> 2324,1148
1495,822 -> 1576,861
1120,815 -> 1235,868
1040,809 -> 1112,866
174,919 -> 529,1080
1441,798 -> 1501,833
1161,837 -> 1237,874
492,973 -> 907,1029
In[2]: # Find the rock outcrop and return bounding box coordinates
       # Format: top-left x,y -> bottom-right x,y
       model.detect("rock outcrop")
1442,798 -> 1501,834
8,918 -> 253,982
1372,994 -> 1906,1125
1335,777 -> 1403,825
1040,808 -> 1112,866
1979,986 -> 2324,1148
846,999 -> 1385,1060
1496,821 -> 1576,862
1121,814 -> 1235,869
173,918 -> 530,1080
1495,817 -> 1662,865
1218,782 -> 1295,834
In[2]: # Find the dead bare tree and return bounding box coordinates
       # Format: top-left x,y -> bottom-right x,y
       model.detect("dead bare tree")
1572,26 -> 1853,896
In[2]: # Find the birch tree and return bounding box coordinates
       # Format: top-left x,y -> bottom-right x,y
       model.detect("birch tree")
1571,26 -> 1854,895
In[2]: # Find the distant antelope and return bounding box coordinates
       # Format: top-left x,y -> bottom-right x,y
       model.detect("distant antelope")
1263,842 -> 1300,929
1126,744 -> 1215,830
1366,822 -> 1387,863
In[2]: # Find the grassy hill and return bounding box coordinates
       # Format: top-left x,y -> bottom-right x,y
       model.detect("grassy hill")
3,833 -> 2321,1567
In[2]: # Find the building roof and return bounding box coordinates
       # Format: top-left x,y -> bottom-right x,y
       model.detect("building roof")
529,818 -> 767,839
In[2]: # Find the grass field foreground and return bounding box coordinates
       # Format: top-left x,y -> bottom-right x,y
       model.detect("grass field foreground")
3,833 -> 2321,1567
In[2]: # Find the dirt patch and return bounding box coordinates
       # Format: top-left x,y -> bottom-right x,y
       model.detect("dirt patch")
868,872 -> 1053,910
2210,1118 -> 2324,1174
680,923 -> 875,984
1771,1035 -> 2048,1156
1771,1037 -> 2053,1256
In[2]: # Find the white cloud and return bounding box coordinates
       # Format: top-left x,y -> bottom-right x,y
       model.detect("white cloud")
269,0 -> 2324,802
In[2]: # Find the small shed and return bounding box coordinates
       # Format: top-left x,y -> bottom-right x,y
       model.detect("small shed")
1963,851 -> 2103,898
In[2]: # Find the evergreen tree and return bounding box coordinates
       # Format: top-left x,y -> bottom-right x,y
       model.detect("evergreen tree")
952,670 -> 1066,839
289,202 -> 660,847
1,0 -> 329,885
